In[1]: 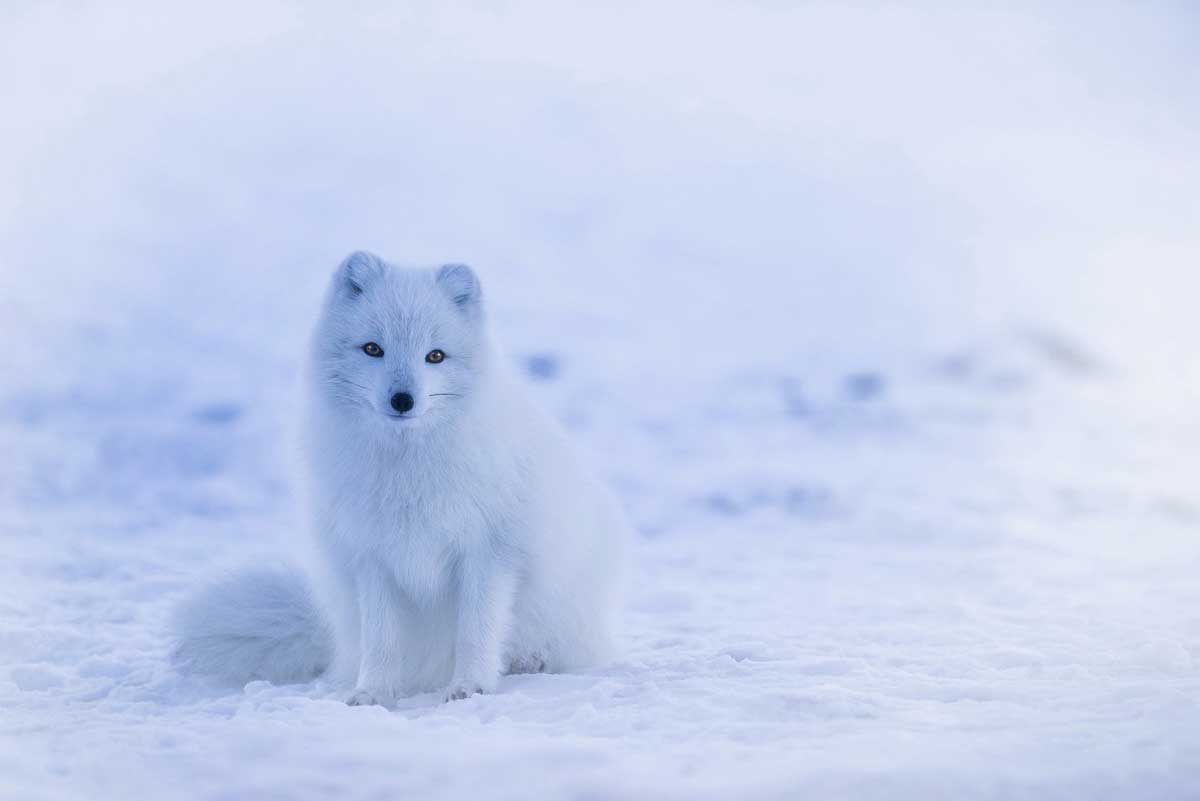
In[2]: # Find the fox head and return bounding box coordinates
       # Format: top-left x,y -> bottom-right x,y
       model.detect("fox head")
311,251 -> 489,430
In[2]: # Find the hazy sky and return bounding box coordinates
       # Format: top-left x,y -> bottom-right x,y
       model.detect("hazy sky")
2,2 -> 1197,391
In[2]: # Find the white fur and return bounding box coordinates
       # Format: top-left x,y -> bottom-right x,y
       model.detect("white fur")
172,566 -> 332,685
173,252 -> 628,705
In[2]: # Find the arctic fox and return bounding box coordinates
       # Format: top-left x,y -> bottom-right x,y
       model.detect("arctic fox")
174,252 -> 628,704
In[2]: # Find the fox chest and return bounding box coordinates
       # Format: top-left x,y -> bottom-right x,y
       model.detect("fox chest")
346,485 -> 495,601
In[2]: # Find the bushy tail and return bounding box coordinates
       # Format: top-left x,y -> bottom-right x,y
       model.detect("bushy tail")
172,565 -> 333,686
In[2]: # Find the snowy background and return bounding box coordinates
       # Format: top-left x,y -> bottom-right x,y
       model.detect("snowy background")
2,2 -> 1199,799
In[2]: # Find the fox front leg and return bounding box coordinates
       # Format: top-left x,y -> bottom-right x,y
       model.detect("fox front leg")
347,565 -> 407,707
444,558 -> 516,702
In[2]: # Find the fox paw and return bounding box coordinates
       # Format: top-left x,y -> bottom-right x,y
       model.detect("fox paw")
443,682 -> 483,702
507,654 -> 546,675
346,690 -> 383,707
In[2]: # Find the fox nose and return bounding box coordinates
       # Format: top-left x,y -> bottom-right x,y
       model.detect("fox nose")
390,392 -> 415,414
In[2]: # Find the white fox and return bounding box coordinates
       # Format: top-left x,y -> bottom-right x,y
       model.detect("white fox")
174,252 -> 628,704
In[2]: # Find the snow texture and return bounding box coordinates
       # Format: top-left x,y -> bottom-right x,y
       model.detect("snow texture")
2,3 -> 1198,799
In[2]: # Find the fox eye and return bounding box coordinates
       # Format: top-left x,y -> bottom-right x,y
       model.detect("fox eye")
362,342 -> 384,358
425,349 -> 445,364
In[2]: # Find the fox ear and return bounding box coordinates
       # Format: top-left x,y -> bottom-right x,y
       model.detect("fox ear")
336,251 -> 385,296
436,263 -> 481,312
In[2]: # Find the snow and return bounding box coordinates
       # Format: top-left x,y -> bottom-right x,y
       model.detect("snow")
2,2 -> 1199,799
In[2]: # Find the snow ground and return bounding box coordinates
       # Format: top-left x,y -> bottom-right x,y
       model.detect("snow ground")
2,3 -> 1199,799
